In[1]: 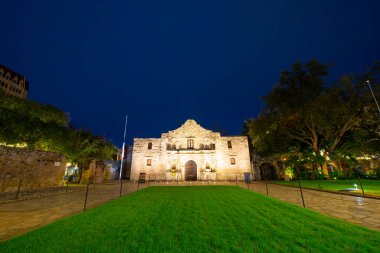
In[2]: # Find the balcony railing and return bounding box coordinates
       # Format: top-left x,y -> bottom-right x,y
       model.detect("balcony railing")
166,146 -> 215,151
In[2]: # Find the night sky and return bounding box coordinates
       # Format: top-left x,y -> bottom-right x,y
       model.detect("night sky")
1,1 -> 380,146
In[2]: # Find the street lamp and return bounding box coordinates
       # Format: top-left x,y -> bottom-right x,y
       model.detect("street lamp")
367,80 -> 380,114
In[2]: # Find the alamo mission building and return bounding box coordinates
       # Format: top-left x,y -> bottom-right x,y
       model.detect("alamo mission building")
130,119 -> 251,181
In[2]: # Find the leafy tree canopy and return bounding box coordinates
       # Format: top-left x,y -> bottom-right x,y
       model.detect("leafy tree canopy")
0,90 -> 117,167
244,60 -> 380,174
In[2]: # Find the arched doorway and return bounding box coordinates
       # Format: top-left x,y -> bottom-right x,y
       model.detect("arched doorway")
185,160 -> 197,181
259,163 -> 277,180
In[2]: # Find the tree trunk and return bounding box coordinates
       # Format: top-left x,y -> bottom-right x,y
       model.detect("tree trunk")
311,164 -> 318,179
321,162 -> 329,177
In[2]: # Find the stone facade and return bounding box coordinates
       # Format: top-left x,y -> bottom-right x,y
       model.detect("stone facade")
0,64 -> 29,98
130,119 -> 251,181
0,146 -> 67,192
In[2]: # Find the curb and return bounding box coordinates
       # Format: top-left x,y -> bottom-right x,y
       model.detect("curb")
268,183 -> 380,200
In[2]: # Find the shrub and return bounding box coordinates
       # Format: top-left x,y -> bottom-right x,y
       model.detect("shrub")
328,170 -> 345,180
298,170 -> 312,180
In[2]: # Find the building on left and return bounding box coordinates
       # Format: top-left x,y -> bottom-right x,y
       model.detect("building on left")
0,64 -> 29,98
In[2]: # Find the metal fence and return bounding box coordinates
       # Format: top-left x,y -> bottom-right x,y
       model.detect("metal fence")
1,175 -> 379,241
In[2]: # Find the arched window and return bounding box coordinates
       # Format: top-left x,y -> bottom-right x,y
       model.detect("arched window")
5,72 -> 11,80
187,139 -> 194,149
0,68 -> 3,77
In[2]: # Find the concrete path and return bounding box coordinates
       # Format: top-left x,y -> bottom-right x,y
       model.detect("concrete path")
0,181 -> 139,241
249,182 -> 380,231
1,181 -> 379,242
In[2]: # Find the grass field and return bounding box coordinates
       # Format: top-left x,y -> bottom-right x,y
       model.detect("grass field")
1,186 -> 379,252
271,180 -> 380,197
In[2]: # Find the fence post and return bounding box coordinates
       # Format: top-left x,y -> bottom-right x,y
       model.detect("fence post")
15,179 -> 22,199
148,175 -> 150,187
236,175 -> 238,185
66,181 -> 69,192
298,180 -> 306,208
358,176 -> 365,196
119,178 -> 123,197
264,172 -> 269,196
83,182 -> 90,211
176,174 -> 179,187
137,180 -> 140,191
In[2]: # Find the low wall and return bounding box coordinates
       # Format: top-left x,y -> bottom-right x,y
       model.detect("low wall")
0,146 -> 67,192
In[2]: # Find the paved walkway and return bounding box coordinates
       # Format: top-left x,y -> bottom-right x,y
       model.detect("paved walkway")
1,181 -> 379,242
249,182 -> 380,231
0,181 -> 139,241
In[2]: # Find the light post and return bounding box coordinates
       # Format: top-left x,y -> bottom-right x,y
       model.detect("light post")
367,80 -> 380,114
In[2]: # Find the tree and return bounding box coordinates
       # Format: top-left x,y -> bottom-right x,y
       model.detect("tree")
0,90 -> 117,182
245,60 -> 380,176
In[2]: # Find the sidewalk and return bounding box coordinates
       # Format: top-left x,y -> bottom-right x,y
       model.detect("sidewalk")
0,181 -> 139,241
249,181 -> 380,231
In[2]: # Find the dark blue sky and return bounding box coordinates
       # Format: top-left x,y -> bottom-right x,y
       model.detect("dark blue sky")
1,1 -> 379,146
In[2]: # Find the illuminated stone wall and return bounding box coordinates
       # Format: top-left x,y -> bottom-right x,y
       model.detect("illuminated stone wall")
130,119 -> 251,181
0,146 -> 67,192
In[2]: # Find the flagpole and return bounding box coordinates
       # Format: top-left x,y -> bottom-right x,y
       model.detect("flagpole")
119,114 -> 128,180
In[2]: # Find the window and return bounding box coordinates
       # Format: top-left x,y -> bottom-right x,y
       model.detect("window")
210,143 -> 215,150
230,158 -> 235,165
148,142 -> 152,149
227,141 -> 232,149
146,159 -> 152,166
187,139 -> 194,149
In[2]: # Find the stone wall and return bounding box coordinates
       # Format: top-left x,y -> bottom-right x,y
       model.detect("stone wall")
0,146 -> 67,192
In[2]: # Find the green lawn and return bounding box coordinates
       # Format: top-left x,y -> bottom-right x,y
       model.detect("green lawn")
272,180 -> 380,197
1,186 -> 379,253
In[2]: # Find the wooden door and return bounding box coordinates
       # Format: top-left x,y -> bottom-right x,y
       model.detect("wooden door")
185,160 -> 197,181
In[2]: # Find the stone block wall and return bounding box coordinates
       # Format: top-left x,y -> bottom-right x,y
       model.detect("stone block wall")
0,146 -> 67,192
